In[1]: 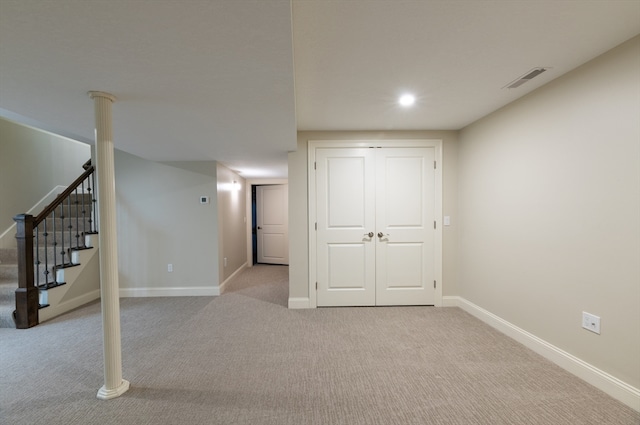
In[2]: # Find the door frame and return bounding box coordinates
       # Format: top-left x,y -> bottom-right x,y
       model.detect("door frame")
244,178 -> 288,268
308,139 -> 443,308
255,184 -> 289,265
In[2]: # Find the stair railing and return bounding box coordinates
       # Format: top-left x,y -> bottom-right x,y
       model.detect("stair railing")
13,160 -> 98,329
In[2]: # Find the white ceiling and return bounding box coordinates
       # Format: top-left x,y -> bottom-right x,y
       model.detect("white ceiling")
1,1 -> 639,178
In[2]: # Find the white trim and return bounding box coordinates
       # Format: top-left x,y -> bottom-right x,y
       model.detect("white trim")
308,143 -> 318,307
288,297 -> 310,309
119,286 -> 219,297
244,178 -> 288,267
447,296 -> 640,412
307,139 -> 443,308
442,295 -> 460,307
97,379 -> 130,400
39,289 -> 101,323
219,262 -> 247,294
308,139 -> 443,149
433,142 -> 443,307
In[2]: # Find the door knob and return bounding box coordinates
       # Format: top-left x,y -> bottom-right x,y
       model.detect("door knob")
365,232 -> 374,238
257,226 -> 262,229
378,232 -> 389,238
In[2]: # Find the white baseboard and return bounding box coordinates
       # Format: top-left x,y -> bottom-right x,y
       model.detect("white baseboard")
39,289 -> 101,323
288,297 -> 310,309
442,295 -> 460,307
219,262 -> 247,294
446,296 -> 640,412
120,286 -> 219,297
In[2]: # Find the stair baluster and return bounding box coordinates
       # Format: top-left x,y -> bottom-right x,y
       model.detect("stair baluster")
74,188 -> 81,248
12,161 -> 96,328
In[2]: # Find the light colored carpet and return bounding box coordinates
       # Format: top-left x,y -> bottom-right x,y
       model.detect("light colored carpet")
0,264 -> 638,425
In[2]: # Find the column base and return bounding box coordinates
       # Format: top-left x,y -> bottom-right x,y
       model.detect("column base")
97,379 -> 130,400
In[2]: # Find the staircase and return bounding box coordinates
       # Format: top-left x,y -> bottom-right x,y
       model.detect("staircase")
0,247 -> 18,327
3,164 -> 102,328
33,196 -> 96,289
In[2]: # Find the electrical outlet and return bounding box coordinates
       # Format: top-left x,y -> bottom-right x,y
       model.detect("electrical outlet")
168,263 -> 173,273
582,312 -> 600,334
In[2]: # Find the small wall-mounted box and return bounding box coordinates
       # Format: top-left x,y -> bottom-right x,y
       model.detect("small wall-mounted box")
582,311 -> 601,334
200,196 -> 209,204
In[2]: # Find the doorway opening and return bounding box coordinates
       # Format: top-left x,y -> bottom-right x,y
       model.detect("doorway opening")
251,185 -> 258,265
247,182 -> 289,266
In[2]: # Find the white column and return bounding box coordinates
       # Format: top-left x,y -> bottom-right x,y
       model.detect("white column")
89,91 -> 130,400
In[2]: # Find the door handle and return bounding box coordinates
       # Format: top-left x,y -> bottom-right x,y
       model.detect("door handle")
377,232 -> 389,238
364,232 -> 374,238
257,226 -> 262,230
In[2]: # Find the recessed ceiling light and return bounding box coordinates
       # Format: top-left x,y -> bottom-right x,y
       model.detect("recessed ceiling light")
398,94 -> 416,107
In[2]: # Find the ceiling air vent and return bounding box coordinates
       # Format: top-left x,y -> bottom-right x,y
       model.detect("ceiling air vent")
504,67 -> 548,89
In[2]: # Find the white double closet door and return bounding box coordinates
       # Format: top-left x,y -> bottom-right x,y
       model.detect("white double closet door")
314,144 -> 437,307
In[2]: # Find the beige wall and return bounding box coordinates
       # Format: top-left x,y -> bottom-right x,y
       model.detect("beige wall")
458,36 -> 640,388
114,150 -> 219,292
289,130 -> 459,301
216,163 -> 247,283
0,118 -> 90,232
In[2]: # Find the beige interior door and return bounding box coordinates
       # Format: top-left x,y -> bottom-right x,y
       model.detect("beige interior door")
256,184 -> 289,265
315,147 -> 435,306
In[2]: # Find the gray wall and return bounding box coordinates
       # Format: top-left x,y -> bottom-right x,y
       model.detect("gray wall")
114,150 -> 219,293
216,163 -> 247,283
458,36 -> 640,388
0,118 -> 90,232
289,130 -> 459,301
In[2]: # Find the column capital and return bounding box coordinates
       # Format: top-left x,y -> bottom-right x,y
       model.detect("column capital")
88,91 -> 116,103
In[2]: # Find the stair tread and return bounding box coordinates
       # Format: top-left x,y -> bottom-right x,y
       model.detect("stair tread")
0,225 -> 97,328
